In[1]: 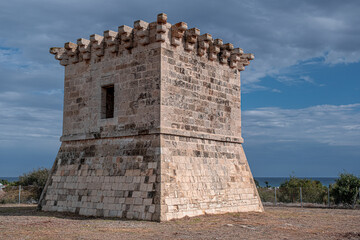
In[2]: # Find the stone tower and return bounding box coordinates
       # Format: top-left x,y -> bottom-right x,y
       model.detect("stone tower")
39,13 -> 263,221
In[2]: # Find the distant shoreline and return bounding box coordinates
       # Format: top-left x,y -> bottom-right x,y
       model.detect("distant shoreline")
0,177 -> 19,182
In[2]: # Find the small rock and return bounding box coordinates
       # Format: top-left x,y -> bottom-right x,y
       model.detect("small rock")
240,225 -> 256,230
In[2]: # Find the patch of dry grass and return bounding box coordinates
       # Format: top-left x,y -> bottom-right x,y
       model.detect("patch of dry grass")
0,186 -> 37,204
0,205 -> 359,240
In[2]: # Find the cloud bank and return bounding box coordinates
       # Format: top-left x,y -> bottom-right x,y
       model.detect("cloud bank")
243,103 -> 360,146
0,0 -> 359,176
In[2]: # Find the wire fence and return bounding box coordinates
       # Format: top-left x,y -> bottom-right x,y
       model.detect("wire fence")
0,185 -> 38,204
2,183 -> 360,208
258,186 -> 360,209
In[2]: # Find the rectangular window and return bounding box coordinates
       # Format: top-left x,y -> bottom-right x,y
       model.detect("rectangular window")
101,85 -> 114,119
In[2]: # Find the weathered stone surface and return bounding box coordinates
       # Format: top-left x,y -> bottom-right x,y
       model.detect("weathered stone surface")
40,13 -> 263,221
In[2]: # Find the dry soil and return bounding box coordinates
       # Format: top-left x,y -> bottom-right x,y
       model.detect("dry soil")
0,204 -> 359,240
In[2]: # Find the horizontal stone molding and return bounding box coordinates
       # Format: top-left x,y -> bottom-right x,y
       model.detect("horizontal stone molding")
60,129 -> 244,144
49,13 -> 254,71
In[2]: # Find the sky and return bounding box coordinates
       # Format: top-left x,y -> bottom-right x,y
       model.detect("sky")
0,0 -> 359,177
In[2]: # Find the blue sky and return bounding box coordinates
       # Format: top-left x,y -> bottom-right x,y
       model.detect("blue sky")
0,0 -> 359,177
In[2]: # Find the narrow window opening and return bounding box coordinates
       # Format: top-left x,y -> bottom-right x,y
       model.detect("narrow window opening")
101,85 -> 114,119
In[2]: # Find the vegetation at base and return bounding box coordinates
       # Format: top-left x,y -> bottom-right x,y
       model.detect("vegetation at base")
18,168 -> 49,188
0,186 -> 39,204
0,168 -> 49,204
18,168 -> 49,200
278,177 -> 327,203
258,173 -> 360,206
0,179 -> 10,185
331,173 -> 360,205
258,187 -> 275,202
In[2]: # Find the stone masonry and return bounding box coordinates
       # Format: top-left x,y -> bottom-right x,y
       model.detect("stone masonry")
38,13 -> 263,221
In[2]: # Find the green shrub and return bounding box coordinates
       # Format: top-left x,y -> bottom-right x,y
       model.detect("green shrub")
331,173 -> 360,205
258,187 -> 275,202
0,179 -> 10,185
18,168 -> 50,200
0,179 -> 19,187
278,176 -> 327,203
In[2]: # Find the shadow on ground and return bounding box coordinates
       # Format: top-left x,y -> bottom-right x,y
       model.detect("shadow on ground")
0,205 -> 128,221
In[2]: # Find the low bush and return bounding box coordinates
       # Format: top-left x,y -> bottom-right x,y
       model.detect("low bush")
331,173 -> 360,205
278,176 -> 327,203
258,188 -> 275,202
0,168 -> 50,204
18,168 -> 49,200
0,179 -> 10,185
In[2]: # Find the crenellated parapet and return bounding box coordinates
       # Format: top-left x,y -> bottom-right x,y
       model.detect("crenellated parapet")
50,13 -> 254,71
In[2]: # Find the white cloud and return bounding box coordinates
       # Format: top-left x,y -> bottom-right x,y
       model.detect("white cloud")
271,89 -> 281,93
0,102 -> 62,145
0,91 -> 22,100
242,103 -> 360,146
324,50 -> 360,65
276,75 -> 316,85
311,17 -> 345,31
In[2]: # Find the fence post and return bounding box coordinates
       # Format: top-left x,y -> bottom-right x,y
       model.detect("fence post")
300,187 -> 303,208
18,185 -> 21,204
353,187 -> 359,209
328,185 -> 330,208
274,187 -> 277,206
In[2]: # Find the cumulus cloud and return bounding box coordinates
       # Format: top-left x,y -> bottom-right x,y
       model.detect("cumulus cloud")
1,0 -> 359,89
242,103 -> 360,146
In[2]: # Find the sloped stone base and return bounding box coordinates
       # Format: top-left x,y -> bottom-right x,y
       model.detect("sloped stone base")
39,135 -> 161,221
160,134 -> 263,221
39,134 -> 263,221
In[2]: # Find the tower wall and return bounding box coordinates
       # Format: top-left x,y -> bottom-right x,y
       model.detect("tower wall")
61,42 -> 162,141
41,38 -> 163,220
39,13 -> 263,221
159,40 -> 262,220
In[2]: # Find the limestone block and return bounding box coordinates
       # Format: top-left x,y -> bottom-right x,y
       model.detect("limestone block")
104,30 -> 119,53
90,34 -> 104,57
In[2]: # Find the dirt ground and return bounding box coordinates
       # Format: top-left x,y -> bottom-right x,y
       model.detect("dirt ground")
0,205 -> 359,240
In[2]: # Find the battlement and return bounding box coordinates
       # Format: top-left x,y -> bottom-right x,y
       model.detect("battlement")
50,13 -> 254,71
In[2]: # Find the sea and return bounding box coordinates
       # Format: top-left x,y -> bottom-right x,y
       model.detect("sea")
254,177 -> 337,187
0,177 -> 19,183
1,176 -> 337,187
